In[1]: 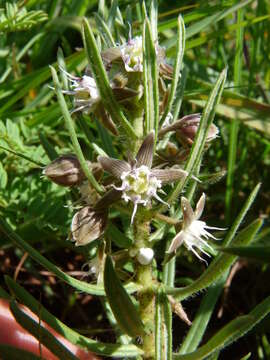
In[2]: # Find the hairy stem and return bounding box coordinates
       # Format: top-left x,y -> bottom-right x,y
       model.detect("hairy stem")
134,216 -> 155,359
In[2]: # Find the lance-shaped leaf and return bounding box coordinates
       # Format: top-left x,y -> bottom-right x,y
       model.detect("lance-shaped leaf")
0,345 -> 43,360
82,18 -> 137,139
155,289 -> 172,360
104,256 -> 145,337
160,16 -> 185,126
173,295 -> 270,359
9,301 -> 78,360
218,245 -> 270,263
143,18 -> 159,137
6,276 -> 143,357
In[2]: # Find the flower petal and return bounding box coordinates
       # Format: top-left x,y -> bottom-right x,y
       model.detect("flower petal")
194,193 -> 206,220
167,231 -> 185,253
181,197 -> 194,227
136,131 -> 155,168
151,168 -> 188,184
71,207 -> 107,246
98,156 -> 130,178
95,188 -> 122,210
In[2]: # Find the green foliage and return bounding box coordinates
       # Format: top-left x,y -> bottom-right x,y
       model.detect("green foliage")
0,2 -> 47,33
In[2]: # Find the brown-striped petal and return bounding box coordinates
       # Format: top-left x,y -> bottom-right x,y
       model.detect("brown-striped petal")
71,207 -> 107,246
98,156 -> 130,178
181,197 -> 194,227
136,131 -> 155,168
112,87 -> 138,102
94,188 -> 122,210
151,168 -> 188,184
194,193 -> 206,220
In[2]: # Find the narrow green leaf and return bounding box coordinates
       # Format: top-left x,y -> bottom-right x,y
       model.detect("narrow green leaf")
50,66 -> 103,193
0,218 -> 139,296
104,255 -> 145,337
167,216 -> 262,301
179,275 -> 226,354
6,277 -> 143,357
82,18 -> 137,139
155,289 -> 172,360
94,13 -> 115,48
0,345 -> 43,360
150,0 -> 158,42
219,245 -> 270,263
39,132 -> 58,161
10,300 -> 78,360
173,295 -> 270,359
107,0 -> 118,31
172,66 -> 187,121
143,18 -> 159,140
160,16 -> 185,125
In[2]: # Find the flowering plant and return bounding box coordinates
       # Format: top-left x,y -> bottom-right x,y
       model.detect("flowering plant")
0,1 -> 267,360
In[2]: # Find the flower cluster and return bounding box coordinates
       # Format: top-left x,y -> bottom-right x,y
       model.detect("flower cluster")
46,26 -> 224,271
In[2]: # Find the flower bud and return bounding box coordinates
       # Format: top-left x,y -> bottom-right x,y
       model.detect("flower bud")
43,155 -> 86,187
137,247 -> 154,265
71,206 -> 107,246
176,114 -> 219,145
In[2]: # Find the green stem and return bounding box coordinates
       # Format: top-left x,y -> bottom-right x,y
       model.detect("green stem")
134,217 -> 155,359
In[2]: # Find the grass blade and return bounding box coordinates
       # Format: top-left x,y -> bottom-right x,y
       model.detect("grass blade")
225,8 -> 244,223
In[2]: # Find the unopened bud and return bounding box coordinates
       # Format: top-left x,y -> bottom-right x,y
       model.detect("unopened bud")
71,206 -> 107,246
176,114 -> 219,145
43,155 -> 86,186
159,113 -> 219,146
137,247 -> 154,265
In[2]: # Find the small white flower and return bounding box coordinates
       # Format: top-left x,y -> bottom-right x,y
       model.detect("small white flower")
137,247 -> 154,265
167,194 -> 225,263
119,36 -> 167,73
58,68 -> 100,114
98,131 -> 188,223
120,36 -> 143,72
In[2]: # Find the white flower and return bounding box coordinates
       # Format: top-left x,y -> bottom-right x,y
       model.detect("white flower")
120,36 -> 143,72
137,248 -> 154,265
119,36 -> 167,73
58,67 -> 100,114
98,131 -> 188,223
167,194 -> 225,263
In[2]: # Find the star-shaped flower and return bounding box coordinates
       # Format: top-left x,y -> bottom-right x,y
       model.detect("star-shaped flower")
167,194 -> 225,262
98,131 -> 188,223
